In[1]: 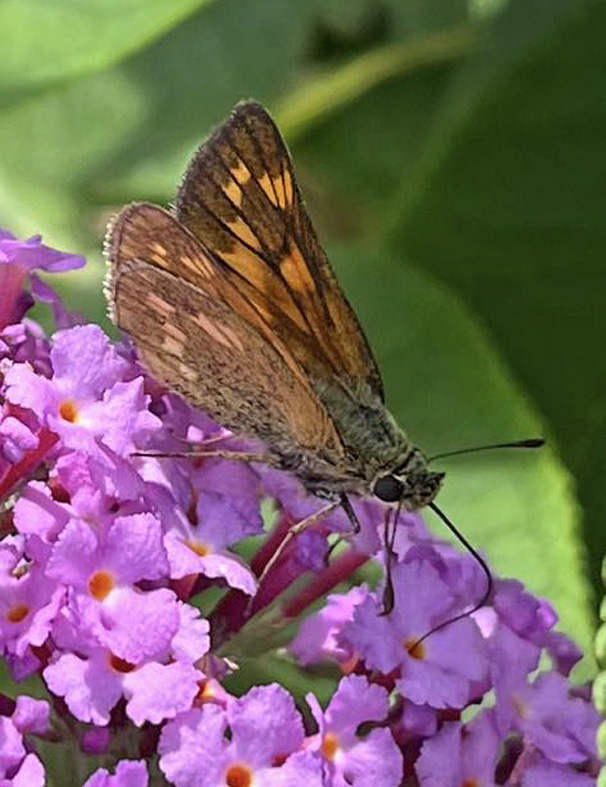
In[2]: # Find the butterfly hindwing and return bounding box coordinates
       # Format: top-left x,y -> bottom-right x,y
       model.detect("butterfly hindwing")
175,100 -> 385,400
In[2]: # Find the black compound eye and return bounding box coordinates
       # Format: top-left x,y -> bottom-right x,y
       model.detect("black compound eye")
372,475 -> 404,503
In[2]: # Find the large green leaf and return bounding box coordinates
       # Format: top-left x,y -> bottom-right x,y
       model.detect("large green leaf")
330,242 -> 593,661
0,7 -> 480,325
0,0 -> 321,247
275,26 -> 475,144
392,0 -> 606,598
0,0 -> 480,249
0,0 -> 212,100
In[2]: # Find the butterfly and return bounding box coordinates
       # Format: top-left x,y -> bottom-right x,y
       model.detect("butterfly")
105,100 -> 443,508
104,100 -> 485,616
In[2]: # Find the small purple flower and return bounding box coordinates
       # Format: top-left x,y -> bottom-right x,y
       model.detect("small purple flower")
4,325 -> 161,456
0,231 -> 84,273
496,669 -> 599,766
13,478 -> 74,545
0,716 -> 25,776
83,759 -> 148,787
0,415 -> 38,465
307,675 -> 403,787
0,230 -> 84,329
0,549 -> 64,660
47,511 -> 169,588
492,578 -> 582,676
0,751 -> 46,786
416,711 -> 500,786
0,320 -> 51,376
519,756 -> 596,787
163,489 -> 259,596
290,585 -> 369,667
159,684 -> 322,787
344,560 -> 488,708
0,695 -> 49,787
44,644 -> 204,726
393,700 -> 438,742
11,696 -> 49,736
44,512 -> 179,663
397,529 -> 487,620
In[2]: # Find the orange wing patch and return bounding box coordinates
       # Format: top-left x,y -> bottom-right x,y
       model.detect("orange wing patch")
280,241 -> 316,297
175,101 -> 385,400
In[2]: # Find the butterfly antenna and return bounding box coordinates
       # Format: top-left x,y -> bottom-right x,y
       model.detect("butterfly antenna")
428,437 -> 544,463
379,500 -> 403,616
408,502 -> 493,650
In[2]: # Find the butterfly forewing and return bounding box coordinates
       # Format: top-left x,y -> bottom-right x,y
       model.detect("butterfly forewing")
106,203 -> 345,460
175,100 -> 384,400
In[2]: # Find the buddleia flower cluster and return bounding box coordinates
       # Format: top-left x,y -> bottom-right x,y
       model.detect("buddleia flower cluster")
0,230 -> 600,786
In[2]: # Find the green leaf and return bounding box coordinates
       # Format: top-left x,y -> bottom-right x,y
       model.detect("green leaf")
92,0 -> 320,199
387,0 -> 470,37
0,0 -> 322,244
281,28 -> 477,247
391,0 -> 606,599
331,241 -> 594,661
0,0 -> 212,100
275,26 -> 476,144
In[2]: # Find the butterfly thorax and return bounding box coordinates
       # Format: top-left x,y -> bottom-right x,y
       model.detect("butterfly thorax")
281,378 -> 443,509
313,378 -> 408,470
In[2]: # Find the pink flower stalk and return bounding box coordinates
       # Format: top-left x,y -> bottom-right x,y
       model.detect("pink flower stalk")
0,231 -> 599,786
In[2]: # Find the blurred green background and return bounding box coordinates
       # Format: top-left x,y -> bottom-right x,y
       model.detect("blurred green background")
2,0 -> 605,663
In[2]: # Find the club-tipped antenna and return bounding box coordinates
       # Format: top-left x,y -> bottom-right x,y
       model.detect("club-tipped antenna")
428,437 -> 544,463
407,502 -> 493,651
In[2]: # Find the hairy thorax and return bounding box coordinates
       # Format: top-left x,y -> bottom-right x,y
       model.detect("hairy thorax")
289,378 -> 413,498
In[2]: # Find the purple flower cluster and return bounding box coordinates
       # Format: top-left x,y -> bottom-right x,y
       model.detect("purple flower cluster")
0,230 -> 600,785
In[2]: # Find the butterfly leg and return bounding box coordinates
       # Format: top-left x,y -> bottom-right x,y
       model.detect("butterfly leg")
248,500 -> 339,613
319,493 -> 363,565
339,493 -> 361,534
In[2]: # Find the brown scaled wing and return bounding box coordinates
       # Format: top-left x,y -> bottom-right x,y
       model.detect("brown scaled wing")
175,100 -> 385,401
106,203 -> 344,460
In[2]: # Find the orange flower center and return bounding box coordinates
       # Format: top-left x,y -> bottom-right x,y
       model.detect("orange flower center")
186,540 -> 209,557
405,638 -> 426,660
321,732 -> 340,761
88,570 -> 115,601
109,654 -> 136,673
463,780 -> 480,787
194,679 -> 215,705
512,693 -> 529,719
59,399 -> 78,423
225,763 -> 252,787
340,653 -> 360,675
6,603 -> 29,623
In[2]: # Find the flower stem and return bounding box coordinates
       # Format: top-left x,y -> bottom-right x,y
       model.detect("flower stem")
282,547 -> 369,619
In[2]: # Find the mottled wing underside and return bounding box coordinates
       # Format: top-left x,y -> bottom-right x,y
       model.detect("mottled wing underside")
175,100 -> 384,400
106,203 -> 344,459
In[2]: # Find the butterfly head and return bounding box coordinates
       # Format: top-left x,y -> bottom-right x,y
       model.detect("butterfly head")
372,449 -> 444,510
